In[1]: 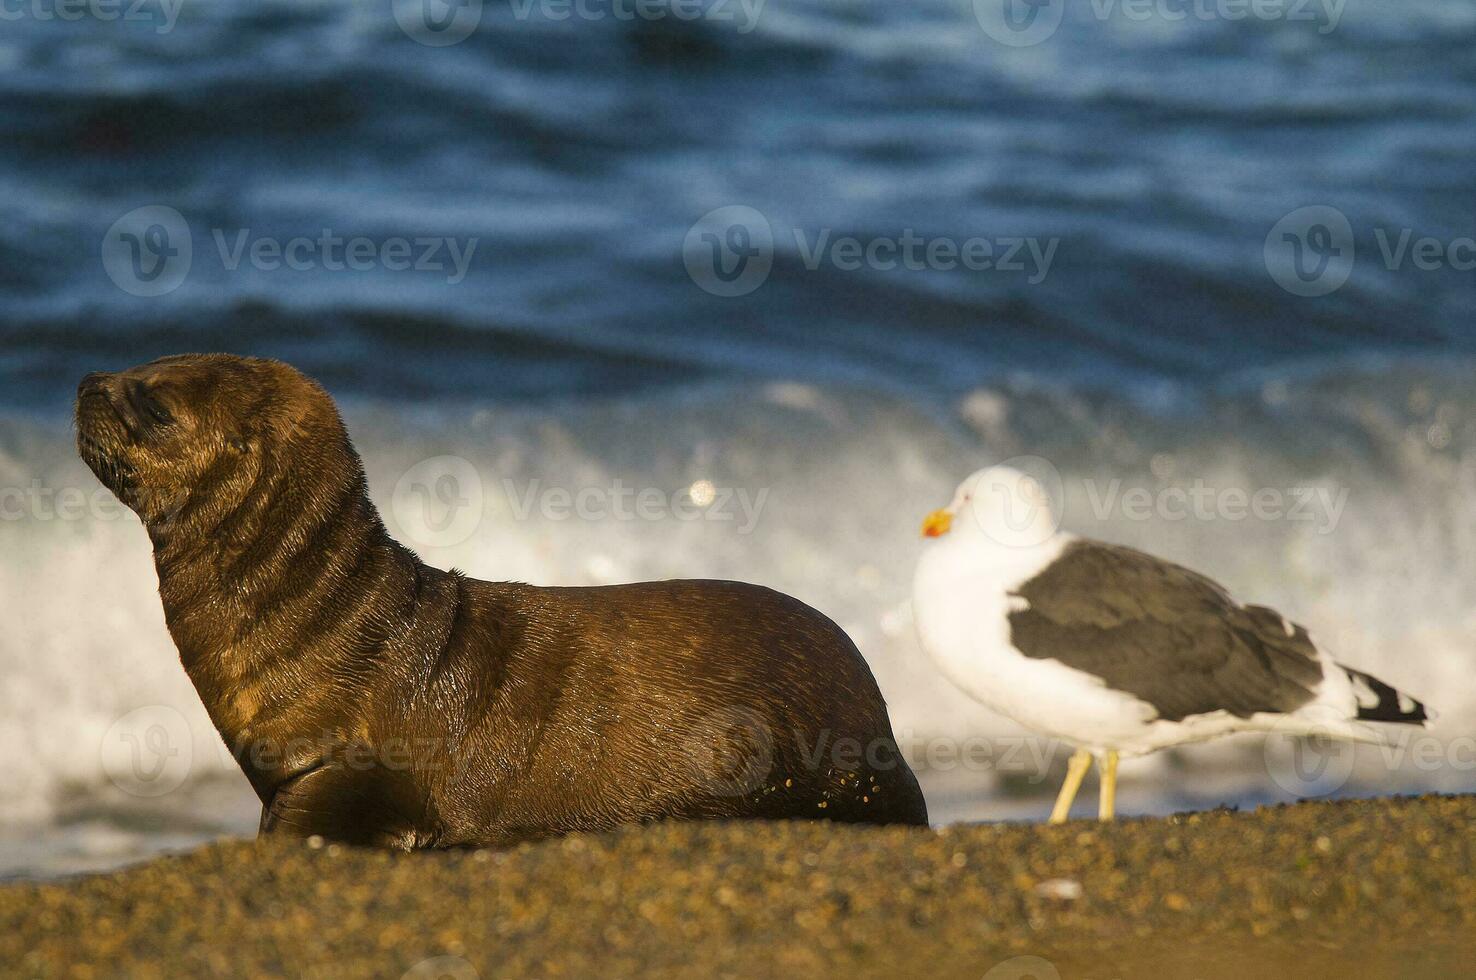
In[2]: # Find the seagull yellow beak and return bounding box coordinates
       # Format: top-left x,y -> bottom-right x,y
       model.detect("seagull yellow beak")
922,508 -> 953,538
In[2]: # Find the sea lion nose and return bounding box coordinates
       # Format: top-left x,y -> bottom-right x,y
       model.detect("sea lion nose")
78,372 -> 114,400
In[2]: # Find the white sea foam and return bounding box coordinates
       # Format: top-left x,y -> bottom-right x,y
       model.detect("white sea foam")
3,371 -> 1474,873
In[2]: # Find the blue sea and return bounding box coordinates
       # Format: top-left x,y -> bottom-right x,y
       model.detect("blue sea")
2,0 -> 1475,877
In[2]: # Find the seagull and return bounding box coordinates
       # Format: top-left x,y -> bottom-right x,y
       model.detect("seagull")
912,465 -> 1430,823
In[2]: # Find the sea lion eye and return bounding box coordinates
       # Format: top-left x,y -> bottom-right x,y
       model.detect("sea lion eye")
143,397 -> 173,427
127,380 -> 173,428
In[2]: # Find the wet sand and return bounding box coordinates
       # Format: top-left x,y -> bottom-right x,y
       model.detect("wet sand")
3,794 -> 1473,979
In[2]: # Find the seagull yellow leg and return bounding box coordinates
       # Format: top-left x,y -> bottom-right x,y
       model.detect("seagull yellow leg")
1098,750 -> 1119,822
1048,749 -> 1093,824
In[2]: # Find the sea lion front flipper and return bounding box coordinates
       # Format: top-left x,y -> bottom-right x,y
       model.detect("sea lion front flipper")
259,763 -> 426,850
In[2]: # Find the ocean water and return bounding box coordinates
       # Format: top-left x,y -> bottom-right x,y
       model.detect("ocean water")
3,0 -> 1476,877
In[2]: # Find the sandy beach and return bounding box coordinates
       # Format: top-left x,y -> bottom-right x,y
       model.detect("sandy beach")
3,794 -> 1472,978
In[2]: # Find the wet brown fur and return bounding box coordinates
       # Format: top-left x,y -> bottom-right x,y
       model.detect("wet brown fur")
75,354 -> 928,848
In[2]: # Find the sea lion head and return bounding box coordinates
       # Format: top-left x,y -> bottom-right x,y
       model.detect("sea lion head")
75,354 -> 356,536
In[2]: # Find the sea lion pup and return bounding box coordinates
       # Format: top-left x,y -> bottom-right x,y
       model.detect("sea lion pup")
75,354 -> 928,847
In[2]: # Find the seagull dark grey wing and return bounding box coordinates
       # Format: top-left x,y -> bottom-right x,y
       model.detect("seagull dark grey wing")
1007,540 -> 1326,722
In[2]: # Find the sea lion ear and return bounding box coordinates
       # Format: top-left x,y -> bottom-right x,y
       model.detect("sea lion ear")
228,436 -> 251,454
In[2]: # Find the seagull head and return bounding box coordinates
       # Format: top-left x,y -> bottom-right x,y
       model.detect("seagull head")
921,465 -> 1060,548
